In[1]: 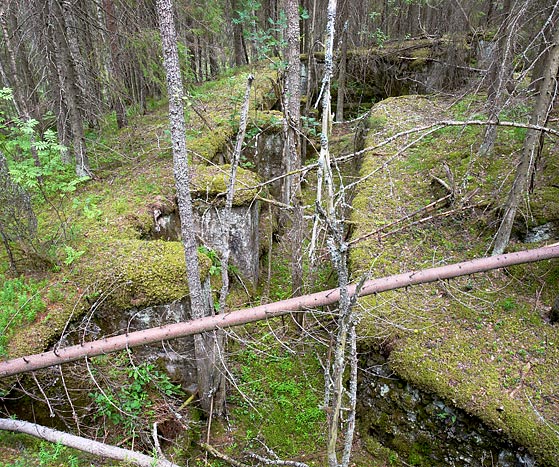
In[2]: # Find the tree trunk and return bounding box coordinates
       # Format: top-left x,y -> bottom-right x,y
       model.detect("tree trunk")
230,0 -> 248,66
282,0 -> 304,319
155,0 -> 223,416
0,5 -> 23,117
49,0 -> 91,177
37,1 -> 72,163
492,20 -> 559,255
0,418 -> 180,467
103,0 -> 128,128
335,21 -> 348,123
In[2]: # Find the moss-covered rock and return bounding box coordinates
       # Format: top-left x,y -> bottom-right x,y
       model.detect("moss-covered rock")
351,95 -> 559,465
81,239 -> 211,311
190,164 -> 261,205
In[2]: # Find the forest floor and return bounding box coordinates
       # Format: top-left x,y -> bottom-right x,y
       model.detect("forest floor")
1,63 -> 559,467
349,94 -> 559,465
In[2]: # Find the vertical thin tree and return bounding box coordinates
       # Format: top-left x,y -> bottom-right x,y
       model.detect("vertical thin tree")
493,14 -> 559,255
155,0 -> 224,415
283,0 -> 305,319
311,0 -> 359,465
103,0 -> 128,129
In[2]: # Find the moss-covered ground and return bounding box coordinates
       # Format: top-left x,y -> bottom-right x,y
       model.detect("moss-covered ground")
1,63 -> 278,360
2,60 -> 559,467
350,95 -> 559,465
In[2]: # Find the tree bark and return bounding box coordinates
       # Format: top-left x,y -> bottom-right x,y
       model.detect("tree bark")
1,244 -> 559,378
0,418 -> 181,467
335,21 -> 348,123
61,0 -> 93,123
230,0 -> 248,66
49,0 -> 91,177
0,5 -> 43,172
103,0 -> 128,128
155,0 -> 221,415
492,21 -> 559,255
283,0 -> 304,319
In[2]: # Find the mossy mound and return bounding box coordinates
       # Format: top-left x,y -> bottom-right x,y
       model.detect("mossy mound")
190,164 -> 261,205
80,239 -> 211,311
3,64 -> 278,360
351,95 -> 559,465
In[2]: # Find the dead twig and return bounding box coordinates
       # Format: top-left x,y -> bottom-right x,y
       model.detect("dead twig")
248,452 -> 310,467
201,443 -> 251,467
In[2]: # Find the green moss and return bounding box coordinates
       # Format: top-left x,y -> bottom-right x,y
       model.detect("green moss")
188,125 -> 233,162
227,338 -> 326,458
351,95 -> 559,465
408,47 -> 432,69
362,436 -> 402,467
191,164 -> 261,206
411,47 -> 431,60
530,186 -> 559,224
82,239 -> 211,310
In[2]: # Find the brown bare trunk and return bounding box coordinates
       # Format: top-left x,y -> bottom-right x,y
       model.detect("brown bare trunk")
103,0 -> 128,128
49,0 -> 91,177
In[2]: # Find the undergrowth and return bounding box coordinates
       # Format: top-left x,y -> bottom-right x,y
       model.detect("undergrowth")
228,331 -> 326,459
0,274 -> 46,355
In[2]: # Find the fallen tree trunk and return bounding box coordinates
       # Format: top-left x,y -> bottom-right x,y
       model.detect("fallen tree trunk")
0,244 -> 558,378
0,418 -> 181,467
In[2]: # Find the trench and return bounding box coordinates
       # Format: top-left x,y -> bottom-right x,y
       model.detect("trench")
4,39 -> 555,465
358,349 -> 538,467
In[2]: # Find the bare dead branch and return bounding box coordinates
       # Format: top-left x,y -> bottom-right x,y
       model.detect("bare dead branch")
0,418 -> 181,467
201,443 -> 252,467
1,245 -> 558,378
248,452 -> 309,467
